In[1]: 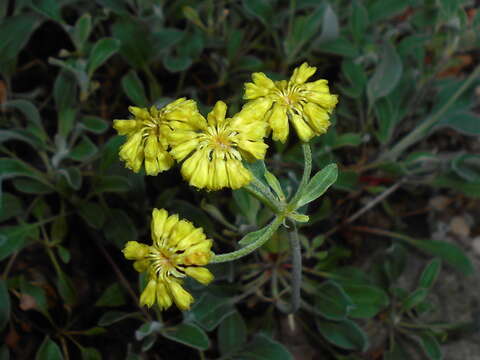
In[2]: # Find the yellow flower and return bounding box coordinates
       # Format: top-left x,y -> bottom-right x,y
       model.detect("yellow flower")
113,98 -> 198,175
168,100 -> 269,190
122,208 -> 214,310
243,63 -> 338,143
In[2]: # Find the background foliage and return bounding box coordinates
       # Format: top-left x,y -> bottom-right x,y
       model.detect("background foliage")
1,0 -> 480,359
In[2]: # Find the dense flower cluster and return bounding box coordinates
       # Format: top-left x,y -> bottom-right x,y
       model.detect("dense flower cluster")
113,63 -> 337,190
243,63 -> 338,142
123,209 -> 214,310
114,64 -> 337,311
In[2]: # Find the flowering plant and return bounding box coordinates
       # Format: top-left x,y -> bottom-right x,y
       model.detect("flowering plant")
114,63 -> 339,311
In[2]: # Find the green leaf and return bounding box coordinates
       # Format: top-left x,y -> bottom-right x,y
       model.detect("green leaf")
0,158 -> 39,180
95,176 -> 131,193
315,36 -> 358,58
54,71 -> 77,113
162,323 -> 210,350
57,269 -> 76,306
368,0 -> 409,22
264,170 -> 285,200
404,238 -> 474,275
135,321 -> 162,341
0,224 -> 38,261
233,188 -> 260,225
367,42 -> 403,105
401,288 -> 428,312
163,54 -> 192,73
236,334 -> 293,360
319,4 -> 339,42
374,98 -> 397,144
314,281 -> 354,320
239,224 -> 272,247
297,164 -> 338,207
58,167 -> 82,190
340,284 -> 389,318
436,111 -> 480,135
333,133 -> 362,148
152,28 -> 184,52
68,136 -> 98,161
419,259 -> 442,289
13,178 -> 53,194
87,38 -> 120,77
20,278 -> 48,314
242,0 -> 273,26
112,19 -> 153,69
316,318 -> 369,352
81,347 -> 102,360
30,0 -> 63,22
0,14 -> 38,74
0,193 -> 23,222
218,311 -> 247,355
78,202 -> 105,229
419,332 -> 443,360
451,154 -> 480,182
4,99 -> 44,137
81,116 -> 109,134
57,246 -> 71,263
191,294 -> 234,331
121,70 -> 148,107
103,209 -> 137,248
95,283 -> 126,307
72,14 -> 92,52
35,336 -> 63,360
0,280 -> 10,331
350,0 -> 369,44
432,174 -> 480,198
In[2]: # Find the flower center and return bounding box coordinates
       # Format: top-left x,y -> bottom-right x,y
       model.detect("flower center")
149,247 -> 184,280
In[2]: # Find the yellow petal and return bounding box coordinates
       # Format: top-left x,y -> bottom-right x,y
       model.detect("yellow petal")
185,267 -> 214,285
237,139 -> 268,160
175,228 -> 206,250
188,154 -> 210,189
290,63 -> 316,84
151,208 -> 169,245
181,239 -> 213,265
113,119 -> 138,135
303,102 -> 331,134
129,106 -> 150,119
207,101 -> 227,126
123,241 -> 150,260
140,279 -> 157,307
156,281 -> 173,310
170,137 -> 199,161
268,103 -> 289,143
133,260 -> 149,272
168,281 -> 194,310
290,113 -> 314,142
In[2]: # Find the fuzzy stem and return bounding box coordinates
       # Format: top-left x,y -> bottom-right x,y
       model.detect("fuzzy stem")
211,215 -> 284,263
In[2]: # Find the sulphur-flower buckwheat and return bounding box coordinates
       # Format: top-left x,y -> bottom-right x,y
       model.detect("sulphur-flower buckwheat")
122,208 -> 214,310
168,100 -> 270,190
243,62 -> 338,143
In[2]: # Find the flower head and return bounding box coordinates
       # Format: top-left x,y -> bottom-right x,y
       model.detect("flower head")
113,98 -> 198,175
168,100 -> 270,190
123,208 -> 214,310
243,63 -> 338,143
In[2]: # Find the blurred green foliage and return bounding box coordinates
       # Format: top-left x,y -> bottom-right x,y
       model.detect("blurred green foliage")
1,0 -> 480,359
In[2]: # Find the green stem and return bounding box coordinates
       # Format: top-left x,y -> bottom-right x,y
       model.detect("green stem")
244,177 -> 282,213
210,215 -> 284,263
288,222 -> 302,313
380,64 -> 480,161
289,143 -> 312,208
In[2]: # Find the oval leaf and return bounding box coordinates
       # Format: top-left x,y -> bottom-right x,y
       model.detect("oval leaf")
297,164 -> 338,208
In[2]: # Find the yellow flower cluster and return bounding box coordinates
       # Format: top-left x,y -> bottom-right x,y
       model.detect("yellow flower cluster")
113,63 -> 337,189
244,63 -> 338,142
123,208 -> 214,310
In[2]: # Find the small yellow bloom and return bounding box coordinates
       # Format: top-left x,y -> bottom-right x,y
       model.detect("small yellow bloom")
122,208 -> 214,310
243,63 -> 338,143
113,98 -> 198,175
168,100 -> 269,190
